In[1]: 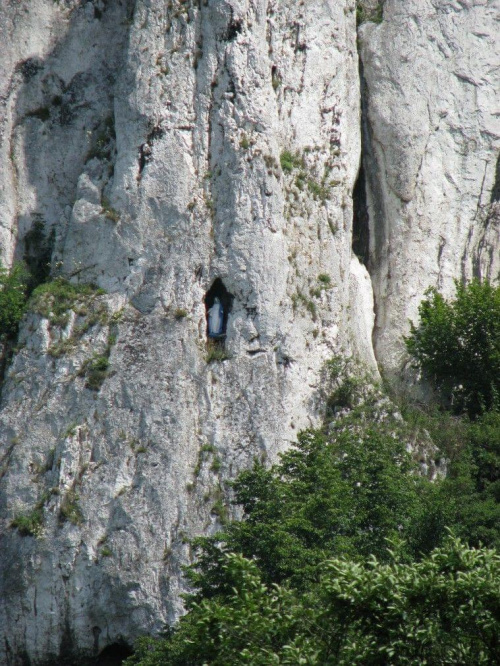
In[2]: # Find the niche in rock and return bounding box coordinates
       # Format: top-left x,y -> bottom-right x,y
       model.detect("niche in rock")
352,165 -> 370,267
95,643 -> 133,666
205,279 -> 233,339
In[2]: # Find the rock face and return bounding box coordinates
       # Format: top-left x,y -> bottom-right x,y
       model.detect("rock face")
359,0 -> 500,376
0,0 -> 498,663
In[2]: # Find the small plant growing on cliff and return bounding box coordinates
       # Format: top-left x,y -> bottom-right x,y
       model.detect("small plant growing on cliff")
174,308 -> 188,320
205,340 -> 230,363
101,196 -> 120,223
280,150 -> 304,174
356,1 -> 385,26
406,279 -> 500,417
11,508 -> 44,537
80,354 -> 110,390
59,490 -> 83,526
29,278 -> 105,326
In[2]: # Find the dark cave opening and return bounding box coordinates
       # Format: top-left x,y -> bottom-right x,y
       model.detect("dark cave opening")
95,643 -> 133,666
204,278 -> 233,339
352,164 -> 370,267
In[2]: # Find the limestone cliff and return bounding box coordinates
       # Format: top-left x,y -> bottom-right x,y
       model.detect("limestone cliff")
0,0 -> 498,663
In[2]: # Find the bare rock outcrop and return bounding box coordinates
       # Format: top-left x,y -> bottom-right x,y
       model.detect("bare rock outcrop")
0,0 -> 498,662
0,1 -> 371,662
359,0 -> 500,376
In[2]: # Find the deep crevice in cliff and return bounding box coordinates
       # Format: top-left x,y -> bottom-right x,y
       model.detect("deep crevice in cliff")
352,165 -> 370,267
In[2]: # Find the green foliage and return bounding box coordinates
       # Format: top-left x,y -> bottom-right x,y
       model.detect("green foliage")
29,277 -> 105,326
307,178 -> 330,201
59,490 -> 83,525
186,425 -> 438,600
101,196 -> 120,222
292,290 -> 317,320
437,410 -> 500,550
0,262 -> 30,340
406,279 -> 500,416
10,508 -> 44,537
126,538 -> 500,665
80,354 -> 110,391
356,1 -> 384,26
205,340 -> 230,363
86,355 -> 110,389
280,150 -> 304,174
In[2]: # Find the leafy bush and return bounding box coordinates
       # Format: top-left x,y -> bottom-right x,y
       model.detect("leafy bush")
126,538 -> 500,666
406,279 -> 500,417
438,410 -> 500,550
78,353 -> 110,390
0,262 -> 30,340
186,425 -> 438,601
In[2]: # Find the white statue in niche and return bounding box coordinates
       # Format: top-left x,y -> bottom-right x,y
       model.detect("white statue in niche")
208,297 -> 224,337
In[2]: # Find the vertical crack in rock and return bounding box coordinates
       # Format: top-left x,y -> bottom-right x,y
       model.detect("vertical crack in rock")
352,164 -> 370,268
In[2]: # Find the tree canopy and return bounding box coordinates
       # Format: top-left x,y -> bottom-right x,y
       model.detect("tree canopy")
405,279 -> 500,417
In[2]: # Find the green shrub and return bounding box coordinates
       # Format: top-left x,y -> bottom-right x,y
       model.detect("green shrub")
437,410 -> 500,550
59,490 -> 83,525
11,508 -> 44,537
81,354 -> 110,390
0,262 -> 30,340
125,357 -> 500,665
406,279 -> 500,417
126,538 -> 500,666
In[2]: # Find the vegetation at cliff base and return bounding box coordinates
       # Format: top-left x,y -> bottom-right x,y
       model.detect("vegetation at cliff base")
128,539 -> 499,666
125,280 -> 500,665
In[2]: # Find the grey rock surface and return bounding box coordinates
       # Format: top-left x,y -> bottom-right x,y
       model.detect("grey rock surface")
0,0 -> 498,662
0,1 -> 368,662
359,0 -> 500,376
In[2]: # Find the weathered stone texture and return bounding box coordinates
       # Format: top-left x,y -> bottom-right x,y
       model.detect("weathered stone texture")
0,0 -> 498,662
359,0 -> 500,376
1,1 -> 369,662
